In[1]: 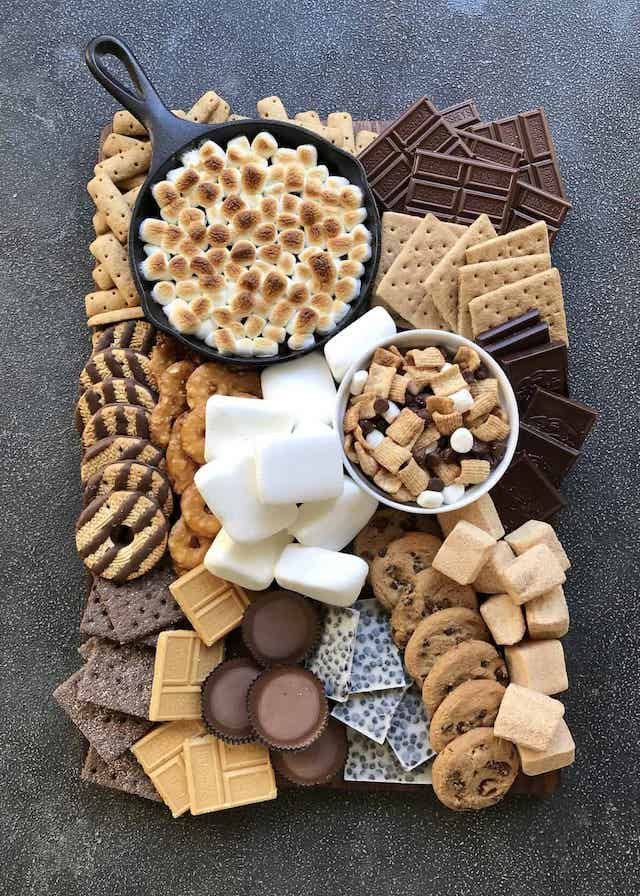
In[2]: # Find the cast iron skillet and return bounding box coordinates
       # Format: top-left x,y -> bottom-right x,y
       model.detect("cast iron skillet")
85,36 -> 381,367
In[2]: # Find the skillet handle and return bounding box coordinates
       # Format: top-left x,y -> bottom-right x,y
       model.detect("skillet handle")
85,35 -> 206,165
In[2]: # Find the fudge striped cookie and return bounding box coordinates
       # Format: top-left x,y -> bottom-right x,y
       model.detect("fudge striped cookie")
79,348 -> 158,394
93,320 -> 158,355
80,403 -> 152,450
83,460 -> 173,518
80,436 -> 165,485
75,378 -> 156,432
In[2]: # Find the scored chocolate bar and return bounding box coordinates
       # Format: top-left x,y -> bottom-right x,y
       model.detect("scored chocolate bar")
490,454 -> 566,534
501,341 -> 568,410
517,422 -> 581,486
523,388 -> 597,450
481,322 -> 550,359
510,182 -> 571,231
439,99 -> 482,129
459,131 -> 524,169
359,97 -> 472,212
469,107 -> 562,183
476,310 -> 541,345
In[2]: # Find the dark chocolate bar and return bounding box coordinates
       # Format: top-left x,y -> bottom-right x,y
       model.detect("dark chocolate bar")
517,422 -> 580,485
523,388 -> 597,450
481,322 -> 550,359
476,310 -> 541,345
359,97 -> 473,211
440,99 -> 482,129
501,341 -> 568,409
490,454 -> 566,533
405,151 -> 518,229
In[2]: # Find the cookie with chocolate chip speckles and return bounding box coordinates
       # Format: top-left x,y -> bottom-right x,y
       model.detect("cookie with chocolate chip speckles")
404,607 -> 490,685
75,378 -> 157,432
390,568 -> 478,648
370,532 -> 442,612
79,348 -> 158,395
422,639 -> 509,716
80,403 -> 152,449
80,436 -> 165,485
432,727 -> 519,811
429,679 -> 506,753
354,508 -> 441,578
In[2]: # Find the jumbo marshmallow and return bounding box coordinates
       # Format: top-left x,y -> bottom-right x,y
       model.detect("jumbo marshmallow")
323,307 -> 396,382
289,476 -> 378,551
204,394 -> 295,462
260,352 -> 337,425
205,528 -> 292,591
195,452 -> 297,543
255,422 -> 343,505
275,544 -> 368,607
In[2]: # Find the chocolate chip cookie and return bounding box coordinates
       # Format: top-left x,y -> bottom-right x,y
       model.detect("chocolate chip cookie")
429,679 -> 506,753
390,568 -> 478,648
422,639 -> 509,715
404,608 -> 490,684
354,508 -> 441,575
370,532 -> 442,612
432,727 -> 519,811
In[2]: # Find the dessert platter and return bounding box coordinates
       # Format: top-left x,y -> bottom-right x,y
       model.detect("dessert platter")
54,36 -> 598,815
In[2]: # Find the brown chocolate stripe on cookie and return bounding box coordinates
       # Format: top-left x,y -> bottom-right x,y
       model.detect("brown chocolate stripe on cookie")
93,320 -> 158,355
81,403 -> 152,450
76,491 -> 168,583
80,436 -> 165,485
79,348 -> 158,395
75,378 -> 157,432
83,460 -> 173,518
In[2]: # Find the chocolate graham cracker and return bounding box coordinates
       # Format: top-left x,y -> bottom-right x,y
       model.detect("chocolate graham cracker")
77,639 -> 156,718
82,745 -> 161,802
96,563 -> 185,643
80,580 -> 117,640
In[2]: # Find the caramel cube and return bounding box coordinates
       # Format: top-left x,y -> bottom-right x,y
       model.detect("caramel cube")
505,520 -> 570,572
505,639 -> 568,695
438,493 -> 505,539
480,594 -> 525,645
494,683 -> 565,751
500,544 -> 566,605
525,585 -> 570,639
432,521 -> 496,585
473,541 -> 516,593
518,718 -> 575,775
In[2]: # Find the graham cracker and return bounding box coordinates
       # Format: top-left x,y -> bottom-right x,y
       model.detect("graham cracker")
426,214 -> 498,330
87,306 -> 145,328
54,669 -> 152,761
327,112 -> 355,153
457,253 -> 552,338
468,268 -> 568,344
148,630 -> 225,721
132,719 -> 206,817
375,214 -> 459,328
183,735 -> 277,816
355,130 -> 377,154
466,220 -> 549,264
82,745 -> 161,802
97,564 -> 184,643
169,565 -> 249,646
373,212 -> 422,296
77,640 -> 156,718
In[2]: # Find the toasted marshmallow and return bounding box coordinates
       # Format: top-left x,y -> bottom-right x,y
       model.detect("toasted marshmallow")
211,327 -> 236,354
253,336 -> 278,357
316,314 -> 336,334
194,180 -> 221,209
190,295 -> 214,320
287,332 -> 315,351
139,218 -> 167,244
252,131 -> 279,159
221,193 -> 247,220
241,163 -> 267,195
339,185 -> 363,209
161,224 -> 183,253
174,167 -> 200,196
305,223 -> 326,247
232,208 -> 261,237
334,277 -> 360,303
332,299 -> 350,322
168,254 -> 190,281
263,323 -> 287,343
259,196 -> 279,221
273,147 -> 298,165
254,222 -> 277,245
258,242 -> 282,266
166,166 -> 185,183
195,318 -> 215,342
308,165 -> 329,183
263,270 -> 289,303
229,240 -> 256,266
351,223 -> 371,243
141,250 -> 170,281
160,197 -> 188,223
244,314 -> 266,338
165,299 -> 199,333
278,252 -> 296,276
152,181 -> 180,207
219,168 -> 241,194
309,292 -> 333,315
175,278 -> 202,300
339,259 -> 365,278
291,307 -> 319,335
288,282 -> 310,307
269,298 -> 295,327
308,251 -> 337,292
349,242 -> 372,263
296,144 -> 318,169
279,228 -> 305,254
327,234 -> 353,257
151,281 -> 176,305
238,266 -> 263,293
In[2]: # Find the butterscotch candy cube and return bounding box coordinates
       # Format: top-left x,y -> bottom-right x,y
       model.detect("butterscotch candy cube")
438,493 -> 505,539
525,586 -> 570,639
505,639 -> 568,695
518,718 -> 575,775
494,683 -> 565,752
480,594 -> 525,645
505,520 -> 570,572
432,521 -> 497,585
500,544 -> 566,605
473,541 -> 516,593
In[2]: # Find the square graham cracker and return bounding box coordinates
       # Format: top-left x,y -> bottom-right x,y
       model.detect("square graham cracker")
468,268 -> 568,344
457,253 -> 551,338
465,219 -> 549,264
148,630 -> 225,721
169,565 -> 249,646
132,719 -> 206,817
77,640 -> 156,718
82,746 -> 161,802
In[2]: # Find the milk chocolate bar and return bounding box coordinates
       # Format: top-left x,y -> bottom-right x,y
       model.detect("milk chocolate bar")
476,310 -> 541,345
490,454 -> 566,533
481,322 -> 550,358
440,99 -> 481,129
359,97 -> 472,211
405,151 -> 518,230
517,423 -> 581,486
510,182 -> 571,230
501,341 -> 568,409
523,388 -> 597,450
460,132 -> 524,169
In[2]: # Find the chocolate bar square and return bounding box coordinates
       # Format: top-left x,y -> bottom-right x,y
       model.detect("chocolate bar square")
501,341 -> 568,410
517,423 -> 581,486
482,322 -> 550,359
523,388 -> 597,450
490,454 -> 566,534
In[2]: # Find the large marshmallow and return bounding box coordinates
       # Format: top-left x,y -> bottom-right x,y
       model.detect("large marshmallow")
323,307 -> 397,382
205,528 -> 292,591
255,422 -> 343,504
195,452 -> 297,543
289,476 -> 378,551
204,395 -> 295,462
260,352 -> 337,426
275,544 -> 368,607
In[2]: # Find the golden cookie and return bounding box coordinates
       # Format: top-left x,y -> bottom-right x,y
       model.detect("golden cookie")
432,727 -> 519,811
93,320 -> 158,355
150,360 -> 196,448
429,679 -> 506,753
80,436 -> 164,486
83,460 -> 173,518
166,414 -> 198,494
404,607 -> 490,685
79,348 -> 158,395
168,516 -> 212,572
390,568 -> 478,648
80,403 -> 152,450
422,640 -> 509,715
75,378 -> 156,433
370,532 -> 442,612
181,483 -> 221,538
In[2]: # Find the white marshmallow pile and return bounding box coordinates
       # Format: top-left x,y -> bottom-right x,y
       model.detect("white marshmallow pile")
140,132 -> 371,358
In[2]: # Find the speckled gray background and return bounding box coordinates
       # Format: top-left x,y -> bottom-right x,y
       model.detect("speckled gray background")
1,0 -> 639,893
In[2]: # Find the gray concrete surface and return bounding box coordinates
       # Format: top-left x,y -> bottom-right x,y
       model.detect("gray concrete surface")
1,1 -> 639,894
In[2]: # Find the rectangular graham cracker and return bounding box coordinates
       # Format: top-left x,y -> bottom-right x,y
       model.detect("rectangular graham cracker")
466,219 -> 550,264
425,214 -> 498,330
183,735 -> 277,815
327,112 -> 355,153
375,214 -> 459,328
148,630 -> 225,721
169,565 -> 249,646
457,253 -> 552,338
82,746 -> 161,803
373,212 -> 422,295
468,267 -> 568,344
132,719 -> 206,817
77,640 -> 156,718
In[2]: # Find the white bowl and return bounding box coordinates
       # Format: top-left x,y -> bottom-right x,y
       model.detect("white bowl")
334,329 -> 519,515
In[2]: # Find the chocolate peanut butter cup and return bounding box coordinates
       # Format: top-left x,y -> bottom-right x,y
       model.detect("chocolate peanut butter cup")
241,590 -> 320,666
247,666 -> 329,751
271,718 -> 347,786
201,657 -> 262,744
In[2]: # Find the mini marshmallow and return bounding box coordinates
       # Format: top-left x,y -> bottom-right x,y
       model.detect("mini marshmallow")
365,430 -> 385,450
381,401 -> 401,424
442,484 -> 466,505
195,452 -> 297,543
255,422 -> 343,505
324,307 -> 397,382
450,388 -> 474,413
275,544 -> 368,607
204,394 -> 295,462
205,528 -> 292,591
350,370 -> 368,396
289,476 -> 378,551
233,337 -> 255,357
417,490 -> 444,509
450,427 -> 474,454
261,351 -> 337,425
287,333 -> 315,351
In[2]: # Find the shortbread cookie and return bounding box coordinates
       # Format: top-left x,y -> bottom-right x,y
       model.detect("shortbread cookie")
83,460 -> 174,518
79,348 -> 158,395
422,639 -> 509,715
390,568 -> 478,648
80,436 -> 165,485
93,320 -> 158,355
76,491 -> 168,582
75,378 -> 157,432
429,679 -> 506,753
353,507 -> 440,576
81,403 -> 153,450
432,727 -> 519,811
404,608 -> 490,685
370,532 -> 442,612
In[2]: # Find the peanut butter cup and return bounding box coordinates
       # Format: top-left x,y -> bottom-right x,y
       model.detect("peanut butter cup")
241,590 -> 320,666
271,718 -> 347,786
247,666 -> 328,751
201,657 -> 262,743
